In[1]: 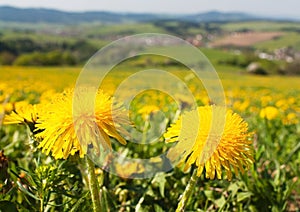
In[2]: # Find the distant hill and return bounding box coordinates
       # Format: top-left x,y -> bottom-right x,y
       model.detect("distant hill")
0,6 -> 162,23
183,11 -> 259,22
0,6 -> 282,24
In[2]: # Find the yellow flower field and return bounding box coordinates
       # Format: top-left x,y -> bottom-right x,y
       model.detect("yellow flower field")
0,65 -> 299,211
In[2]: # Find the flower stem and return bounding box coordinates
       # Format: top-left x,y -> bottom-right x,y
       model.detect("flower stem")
176,168 -> 198,212
86,156 -> 102,212
40,197 -> 44,212
141,118 -> 150,144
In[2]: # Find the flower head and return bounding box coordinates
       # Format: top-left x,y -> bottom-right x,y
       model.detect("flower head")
164,105 -> 254,180
115,161 -> 145,178
283,112 -> 299,125
3,102 -> 40,131
233,100 -> 250,112
36,87 -> 128,159
137,105 -> 160,120
260,106 -> 279,120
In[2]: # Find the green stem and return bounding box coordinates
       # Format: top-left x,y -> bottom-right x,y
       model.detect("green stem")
40,197 -> 44,212
86,156 -> 102,212
141,118 -> 150,144
176,168 -> 198,212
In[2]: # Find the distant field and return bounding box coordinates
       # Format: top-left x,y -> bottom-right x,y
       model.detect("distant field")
255,32 -> 300,51
1,65 -> 299,92
210,31 -> 284,47
221,21 -> 300,32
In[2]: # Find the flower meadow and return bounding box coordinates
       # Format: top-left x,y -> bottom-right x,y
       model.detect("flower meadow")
0,66 -> 299,212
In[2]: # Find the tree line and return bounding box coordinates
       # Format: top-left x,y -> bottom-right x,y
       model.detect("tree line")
0,38 -> 98,66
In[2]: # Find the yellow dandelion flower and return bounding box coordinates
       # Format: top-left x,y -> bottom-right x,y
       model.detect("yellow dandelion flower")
137,105 -> 160,119
164,105 -> 254,180
36,87 -> 128,160
260,96 -> 272,107
283,112 -> 299,125
39,89 -> 58,103
260,106 -> 279,120
3,102 -> 39,131
115,162 -> 145,178
197,94 -> 210,105
275,99 -> 289,111
233,100 -> 250,112
4,102 -> 14,113
287,97 -> 295,105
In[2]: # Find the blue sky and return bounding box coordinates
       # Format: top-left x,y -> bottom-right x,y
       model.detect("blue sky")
0,0 -> 299,18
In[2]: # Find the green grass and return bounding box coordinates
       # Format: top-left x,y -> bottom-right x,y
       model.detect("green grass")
200,48 -> 240,63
